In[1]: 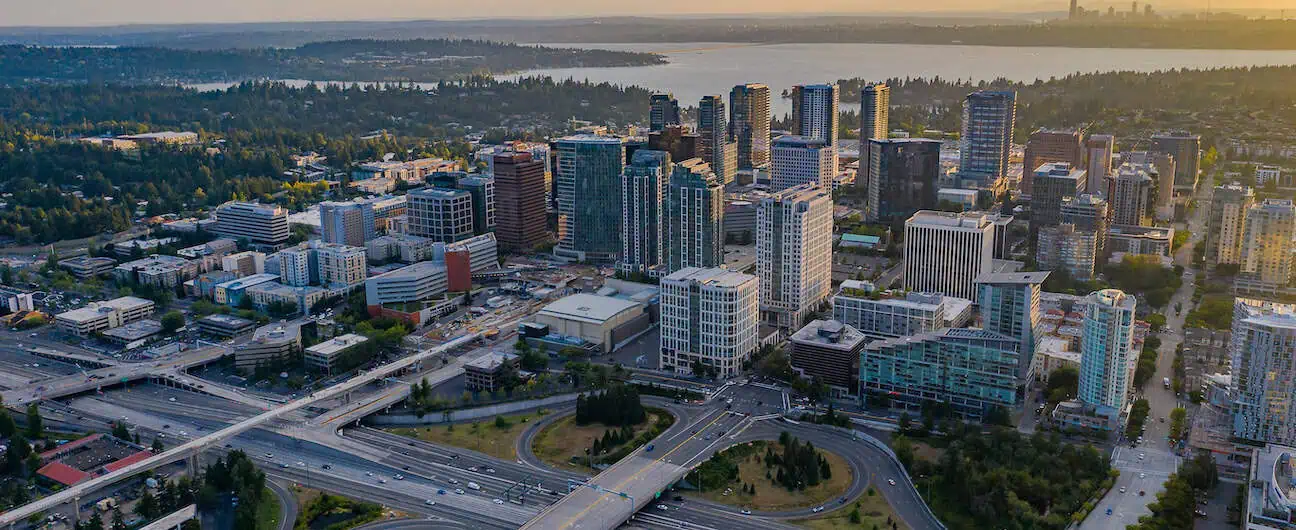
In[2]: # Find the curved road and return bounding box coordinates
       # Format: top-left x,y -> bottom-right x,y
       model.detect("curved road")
265,479 -> 299,530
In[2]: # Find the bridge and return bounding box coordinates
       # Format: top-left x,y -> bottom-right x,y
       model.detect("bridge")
0,333 -> 480,526
1,344 -> 230,406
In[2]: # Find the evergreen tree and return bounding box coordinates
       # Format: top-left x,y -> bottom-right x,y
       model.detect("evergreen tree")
24,404 -> 42,439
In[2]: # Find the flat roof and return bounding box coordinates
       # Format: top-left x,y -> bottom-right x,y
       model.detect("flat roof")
662,267 -> 755,288
790,319 -> 867,350
306,334 -> 369,356
976,271 -> 1051,285
465,351 -> 518,371
214,273 -> 280,290
198,314 -> 256,327
57,297 -> 154,323
538,293 -> 642,324
101,320 -> 164,341
370,260 -> 446,281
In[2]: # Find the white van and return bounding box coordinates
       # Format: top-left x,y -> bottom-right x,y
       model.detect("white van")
467,482 -> 481,491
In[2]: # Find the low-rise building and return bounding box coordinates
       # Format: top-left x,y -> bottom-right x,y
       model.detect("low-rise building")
366,234 -> 436,263
532,293 -> 650,354
112,237 -> 180,258
365,261 -> 449,308
222,251 -> 267,277
1107,224 -> 1174,258
464,352 -> 520,392
304,333 -> 369,374
58,256 -> 117,279
213,273 -> 280,306
196,314 -> 257,338
244,282 -> 328,315
789,319 -> 867,397
860,328 -> 1021,418
234,322 -> 303,371
55,296 -> 155,337
114,255 -> 197,288
832,285 -> 972,342
183,271 -> 236,299
100,319 -> 164,346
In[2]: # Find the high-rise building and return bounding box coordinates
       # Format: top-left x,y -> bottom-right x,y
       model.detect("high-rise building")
1060,194 -> 1110,255
1230,298 -> 1296,445
620,150 -> 671,276
1205,183 -> 1255,268
832,288 -> 969,342
647,125 -> 700,164
860,328 -> 1021,418
1238,199 -> 1296,294
864,139 -> 940,224
903,211 -> 995,302
666,158 -> 725,273
1077,289 -> 1138,410
1109,163 -> 1155,227
492,151 -> 549,251
977,271 -> 1049,383
1085,134 -> 1115,196
319,201 -> 374,248
555,135 -> 625,262
1030,162 -> 1087,228
1121,151 -> 1176,219
860,83 -> 890,144
757,183 -> 834,329
1022,128 -> 1085,195
276,241 -> 367,290
660,267 -> 759,378
407,187 -> 475,243
770,136 -> 835,191
213,202 -> 290,248
958,90 -> 1017,187
1151,131 -> 1201,190
649,93 -> 681,132
455,175 -> 495,235
697,95 -> 737,184
729,83 -> 771,170
790,84 -> 840,174
1036,223 -> 1098,280
789,319 -> 867,397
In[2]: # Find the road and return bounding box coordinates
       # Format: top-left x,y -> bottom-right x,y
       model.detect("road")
265,479 -> 298,530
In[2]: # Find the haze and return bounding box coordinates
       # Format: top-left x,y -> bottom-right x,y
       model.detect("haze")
5,0 -> 1292,27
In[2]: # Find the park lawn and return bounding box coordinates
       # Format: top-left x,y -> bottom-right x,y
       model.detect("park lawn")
385,412 -> 543,461
688,443 -> 854,512
794,485 -> 908,530
531,410 -> 666,471
256,488 -> 282,530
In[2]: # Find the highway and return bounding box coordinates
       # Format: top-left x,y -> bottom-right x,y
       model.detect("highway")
0,333 -> 481,526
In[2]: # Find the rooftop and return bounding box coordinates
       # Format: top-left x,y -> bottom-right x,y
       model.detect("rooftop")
56,296 -> 154,323
662,267 -> 756,289
101,319 -> 164,341
247,321 -> 302,346
907,210 -> 991,229
790,319 -> 867,350
557,134 -> 623,144
538,293 -> 643,324
465,351 -> 519,371
197,314 -> 256,328
214,273 -> 280,290
772,135 -> 829,148
306,334 -> 369,356
370,260 -> 446,281
409,187 -> 471,199
976,271 -> 1051,285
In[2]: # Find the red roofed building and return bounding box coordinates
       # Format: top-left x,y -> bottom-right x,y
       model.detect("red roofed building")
102,450 -> 153,473
38,433 -> 104,461
37,462 -> 92,486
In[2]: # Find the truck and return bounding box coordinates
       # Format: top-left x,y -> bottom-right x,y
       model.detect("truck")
96,498 -> 117,513
1163,377 -> 1171,389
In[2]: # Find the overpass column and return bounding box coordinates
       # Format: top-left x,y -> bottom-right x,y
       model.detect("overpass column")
72,496 -> 80,523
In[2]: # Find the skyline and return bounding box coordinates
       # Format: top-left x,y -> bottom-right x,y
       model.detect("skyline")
3,0 -> 1284,28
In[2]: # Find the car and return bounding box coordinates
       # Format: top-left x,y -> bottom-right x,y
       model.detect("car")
296,462 -> 305,467
425,500 -> 436,506
437,489 -> 446,495
1194,509 -> 1208,517
467,482 -> 481,490
656,504 -> 668,511
645,444 -> 655,452
394,474 -> 404,480
812,506 -> 824,513
224,444 -> 232,448
740,509 -> 751,515
454,489 -> 465,495
168,397 -> 176,402
378,479 -> 387,484
365,472 -> 374,477
265,453 -> 274,458
1139,490 -> 1146,496
402,465 -> 410,471
468,466 -> 478,472
279,463 -> 289,468
887,478 -> 896,486
493,499 -> 505,505
162,424 -> 170,429
1120,487 -> 1127,493
1106,508 -> 1113,515
1139,473 -> 1147,479
322,464 -> 332,470
486,468 -> 496,474
448,479 -> 459,485
1139,453 -> 1146,460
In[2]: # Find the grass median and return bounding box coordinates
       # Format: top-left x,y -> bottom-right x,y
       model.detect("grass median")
385,411 -> 545,461
794,485 -> 908,529
686,437 -> 853,512
531,407 -> 672,471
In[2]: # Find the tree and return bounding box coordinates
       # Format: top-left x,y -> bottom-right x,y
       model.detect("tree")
87,512 -> 104,530
112,422 -> 131,440
152,437 -> 165,452
136,489 -> 159,520
24,403 -> 42,439
0,409 -> 15,437
1045,366 -> 1080,404
160,310 -> 185,333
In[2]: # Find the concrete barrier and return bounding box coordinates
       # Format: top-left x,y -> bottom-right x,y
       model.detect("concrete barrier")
365,392 -> 583,426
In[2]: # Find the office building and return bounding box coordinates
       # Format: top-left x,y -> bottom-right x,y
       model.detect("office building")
729,83 -> 771,170
1122,151 -> 1177,217
244,281 -> 327,315
864,138 -> 940,224
1085,134 -> 1115,196
212,273 -> 279,306
113,255 -> 198,288
660,267 -> 759,378
58,256 -> 117,279
647,125 -> 700,164
212,202 -> 290,248
1106,224 -> 1174,258
1231,299 -> 1296,445
697,95 -> 737,184
977,271 -> 1049,382
1239,199 -> 1296,294
1060,194 -> 1109,255
757,184 -> 833,329
304,334 -> 369,374
770,136 -> 834,191
789,320 -> 867,397
1030,162 -> 1087,228
649,93 -> 681,132
860,328 -> 1021,419
1152,131 -> 1201,190
958,90 -> 1016,186
903,211 -> 995,302
364,261 -> 448,307
221,251 -> 266,277
195,314 -> 257,339
407,187 -> 475,243
1022,128 -> 1085,195
492,151 -> 549,251
465,352 -> 521,392
455,175 -> 495,235
666,158 -> 725,273
860,83 -> 890,143
555,135 -> 624,262
443,233 -> 499,288
235,322 -> 302,371
1109,163 -> 1155,227
274,241 -> 365,290
1205,183 -> 1255,268
55,296 -> 155,337
319,200 -> 374,247
1037,224 -> 1098,280
832,288 -> 971,341
1077,289 -> 1138,410
619,150 -> 670,276
791,84 -> 839,175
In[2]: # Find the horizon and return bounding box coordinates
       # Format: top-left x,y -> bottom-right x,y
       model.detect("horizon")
3,0 -> 1289,28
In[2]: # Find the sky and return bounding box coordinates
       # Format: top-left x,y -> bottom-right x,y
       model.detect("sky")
3,0 -> 1283,27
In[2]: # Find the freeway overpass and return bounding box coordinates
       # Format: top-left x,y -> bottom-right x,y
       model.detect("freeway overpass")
0,344 -> 230,406
0,333 -> 480,526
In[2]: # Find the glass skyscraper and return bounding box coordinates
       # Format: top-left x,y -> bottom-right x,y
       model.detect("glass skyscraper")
666,158 -> 724,273
1077,289 -> 1137,410
555,135 -> 625,262
620,150 -> 671,276
958,90 -> 1017,187
729,83 -> 771,170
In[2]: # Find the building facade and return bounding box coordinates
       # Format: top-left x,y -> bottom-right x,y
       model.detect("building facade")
860,83 -> 890,143
407,187 -> 475,243
864,138 -> 940,224
903,211 -> 995,302
770,136 -> 835,191
1151,131 -> 1201,189
492,151 -> 550,251
1030,162 -> 1087,228
1231,298 -> 1296,445
1239,199 -> 1296,294
789,320 -> 867,397
666,158 -> 725,273
1022,128 -> 1085,195
649,93 -> 681,132
1109,163 -> 1155,227
860,328 -> 1021,419
555,135 -> 625,262
977,271 -> 1048,383
1077,289 -> 1138,410
1206,183 -> 1255,268
790,83 -> 840,174
660,267 -> 759,378
729,83 -> 771,170
1085,134 -> 1115,196
319,200 -> 374,248
213,202 -> 290,248
1037,224 -> 1098,280
757,184 -> 834,329
620,150 -> 670,276
697,95 -> 737,184
958,90 -> 1017,186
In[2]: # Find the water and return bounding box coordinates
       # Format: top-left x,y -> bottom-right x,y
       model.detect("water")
505,42 -> 1296,115
186,42 -> 1296,117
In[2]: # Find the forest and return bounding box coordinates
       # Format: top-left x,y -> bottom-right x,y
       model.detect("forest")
0,39 -> 663,84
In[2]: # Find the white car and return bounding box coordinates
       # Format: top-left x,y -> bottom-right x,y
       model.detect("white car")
454,489 -> 465,495
493,499 -> 505,505
812,506 -> 824,513
449,479 -> 459,485
740,509 -> 751,515
365,472 -> 374,477
394,474 -> 404,480
378,478 -> 387,484
425,500 -> 436,506
1139,473 -> 1147,479
1120,487 -> 1127,493
656,504 -> 668,511
887,479 -> 896,486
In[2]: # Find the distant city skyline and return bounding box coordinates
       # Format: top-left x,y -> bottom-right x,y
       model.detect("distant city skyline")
4,0 -> 1282,27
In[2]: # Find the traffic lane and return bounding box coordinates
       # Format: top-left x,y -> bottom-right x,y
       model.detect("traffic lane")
717,383 -> 787,416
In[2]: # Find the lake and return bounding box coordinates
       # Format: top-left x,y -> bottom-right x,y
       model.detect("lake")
506,42 -> 1296,115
